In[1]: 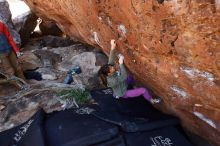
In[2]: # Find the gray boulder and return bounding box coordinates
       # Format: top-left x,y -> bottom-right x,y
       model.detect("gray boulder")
57,51 -> 107,89
37,68 -> 57,80
18,51 -> 42,71
13,12 -> 38,45
39,20 -> 63,36
0,0 -> 21,46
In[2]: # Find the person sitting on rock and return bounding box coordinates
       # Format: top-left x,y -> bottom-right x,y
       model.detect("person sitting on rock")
0,19 -> 25,79
98,39 -> 161,104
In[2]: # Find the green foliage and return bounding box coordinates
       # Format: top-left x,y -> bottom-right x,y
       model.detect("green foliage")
57,88 -> 91,105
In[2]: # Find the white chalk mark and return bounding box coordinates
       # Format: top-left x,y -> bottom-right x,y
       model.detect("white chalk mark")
181,67 -> 214,81
194,104 -> 203,107
118,24 -> 127,36
194,112 -> 217,129
167,0 -> 180,13
200,72 -> 214,81
143,44 -> 149,50
171,85 -> 187,98
92,32 -> 101,45
215,0 -> 220,9
107,17 -> 112,26
98,16 -> 102,21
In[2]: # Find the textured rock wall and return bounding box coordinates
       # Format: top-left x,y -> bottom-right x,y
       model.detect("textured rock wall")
24,0 -> 220,145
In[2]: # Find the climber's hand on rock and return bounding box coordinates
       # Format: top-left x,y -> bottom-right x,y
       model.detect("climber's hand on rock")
118,54 -> 124,64
118,54 -> 124,59
110,39 -> 116,50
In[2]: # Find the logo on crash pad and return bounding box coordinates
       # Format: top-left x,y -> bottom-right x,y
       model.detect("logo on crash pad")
13,119 -> 34,143
102,89 -> 113,95
151,136 -> 173,146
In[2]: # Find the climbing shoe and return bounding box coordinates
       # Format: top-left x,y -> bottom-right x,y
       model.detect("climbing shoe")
150,96 -> 161,104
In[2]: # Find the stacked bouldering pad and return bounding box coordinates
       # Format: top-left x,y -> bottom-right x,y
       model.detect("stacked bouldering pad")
0,88 -> 193,146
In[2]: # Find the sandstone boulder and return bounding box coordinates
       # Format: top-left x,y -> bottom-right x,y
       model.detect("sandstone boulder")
18,51 -> 42,70
57,52 -> 103,89
39,20 -> 63,36
51,44 -> 107,89
0,82 -> 84,132
13,12 -> 38,45
24,0 -> 220,145
39,35 -> 76,48
37,68 -> 57,80
34,49 -> 62,67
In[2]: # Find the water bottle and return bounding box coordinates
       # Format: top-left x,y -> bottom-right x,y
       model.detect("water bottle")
63,74 -> 73,84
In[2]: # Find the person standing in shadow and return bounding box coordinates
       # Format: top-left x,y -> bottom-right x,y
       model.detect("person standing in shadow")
0,19 -> 25,79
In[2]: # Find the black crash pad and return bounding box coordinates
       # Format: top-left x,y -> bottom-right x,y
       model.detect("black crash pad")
0,109 -> 46,146
90,88 -> 117,112
91,88 -> 179,132
125,126 -> 193,146
95,136 -> 125,146
93,111 -> 166,132
116,95 -> 179,130
45,109 -> 119,146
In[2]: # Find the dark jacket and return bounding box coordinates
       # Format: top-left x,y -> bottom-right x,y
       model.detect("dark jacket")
0,22 -> 19,54
107,49 -> 128,97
